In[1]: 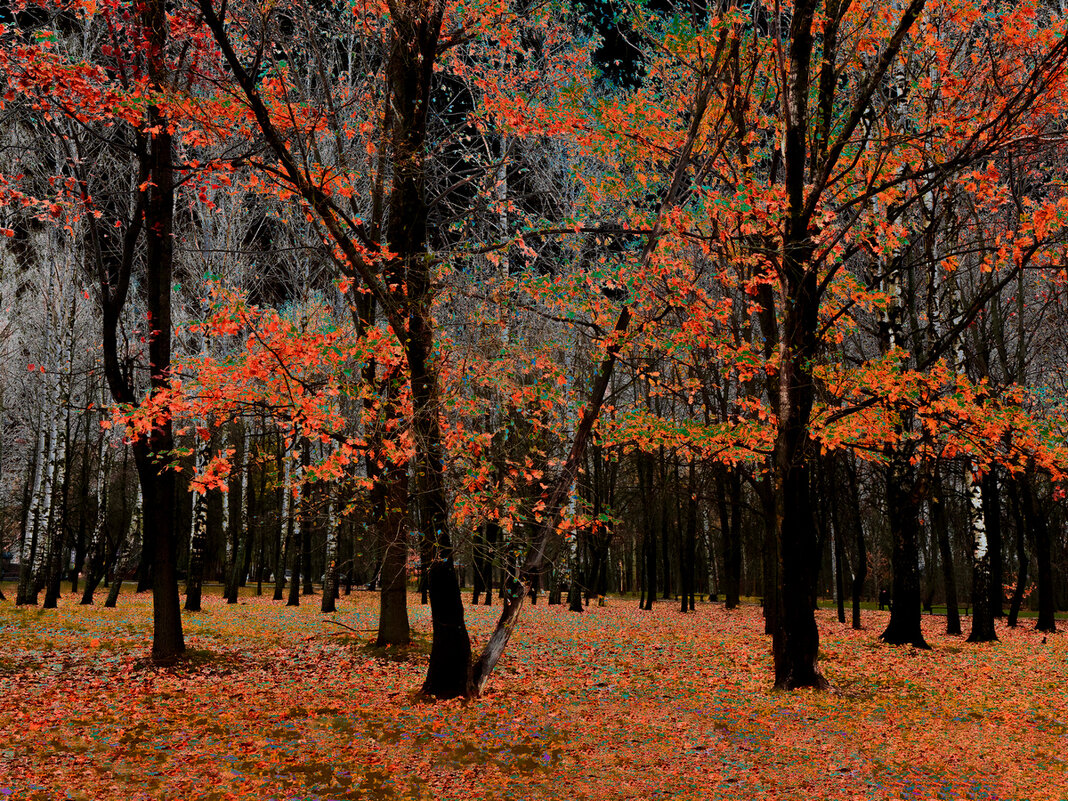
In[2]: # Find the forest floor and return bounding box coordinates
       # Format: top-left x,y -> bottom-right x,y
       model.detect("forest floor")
0,584 -> 1064,800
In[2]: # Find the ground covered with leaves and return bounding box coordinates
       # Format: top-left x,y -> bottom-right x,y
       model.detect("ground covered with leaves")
0,587 -> 1063,800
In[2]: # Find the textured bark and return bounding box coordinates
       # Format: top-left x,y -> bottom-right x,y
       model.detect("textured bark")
966,467 -> 997,642
371,366 -> 411,645
929,471 -> 962,635
272,449 -> 291,602
105,488 -> 141,608
1006,478 -> 1028,629
1020,471 -> 1056,633
184,429 -> 210,611
286,450 -> 305,608
321,493 -> 339,614
681,463 -> 698,613
718,466 -> 741,610
880,458 -> 930,648
80,429 -> 110,605
224,427 -> 247,605
981,469 -> 1004,618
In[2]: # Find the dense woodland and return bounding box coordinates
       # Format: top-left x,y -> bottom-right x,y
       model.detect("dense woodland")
2,0 -> 1068,699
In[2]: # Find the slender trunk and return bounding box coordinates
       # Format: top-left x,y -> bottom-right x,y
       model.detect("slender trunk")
273,449 -> 292,601
682,462 -> 697,613
184,429 -> 210,611
832,505 -> 846,624
483,521 -> 495,605
301,482 -> 314,595
105,487 -> 141,608
982,469 -> 1004,618
224,427 -> 246,604
568,530 -> 584,613
1020,471 -> 1056,633
322,492 -> 339,614
472,522 -> 488,605
1006,476 -> 1028,628
930,470 -> 962,635
966,466 -> 997,642
287,449 -> 306,607
24,410 -> 58,605
719,466 -> 740,609
80,432 -> 109,604
761,473 -> 779,635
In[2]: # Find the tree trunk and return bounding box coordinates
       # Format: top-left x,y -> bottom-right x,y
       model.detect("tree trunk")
105,488 -> 141,608
184,429 -> 210,611
274,450 -> 292,601
322,491 -> 339,614
224,427 -> 246,604
719,465 -> 741,609
286,450 -> 306,608
374,397 -> 411,644
1006,476 -> 1028,628
981,468 -> 1004,618
761,473 -> 779,635
880,457 -> 930,648
966,466 -> 997,643
1020,470 -> 1055,633
832,506 -> 846,625
929,467 -> 961,635
81,428 -> 110,605
681,462 -> 697,613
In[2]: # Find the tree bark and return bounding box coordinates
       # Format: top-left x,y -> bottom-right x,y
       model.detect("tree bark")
929,469 -> 962,635
1006,475 -> 1028,628
184,428 -> 210,611
981,468 -> 1004,618
966,466 -> 997,642
880,457 -> 930,648
1020,468 -> 1056,633
718,465 -> 741,609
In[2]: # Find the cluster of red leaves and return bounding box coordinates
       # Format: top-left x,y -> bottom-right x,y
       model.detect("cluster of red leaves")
0,589 -> 1064,799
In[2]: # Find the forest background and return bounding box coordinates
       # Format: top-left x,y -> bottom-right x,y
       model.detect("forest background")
0,0 -> 1067,740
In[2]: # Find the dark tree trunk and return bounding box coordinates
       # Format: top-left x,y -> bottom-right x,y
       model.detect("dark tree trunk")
184,436 -> 211,612
42,521 -> 67,609
982,469 -> 1004,618
850,475 -> 866,632
104,561 -> 125,608
568,537 -> 584,612
472,522 -> 489,606
139,1 -> 183,663
483,522 -> 495,605
638,452 -> 656,610
658,448 -> 672,600
769,0 -> 826,691
681,462 -> 697,613
880,457 -> 929,648
929,468 -> 961,635
376,463 -> 411,646
719,466 -> 741,609
273,498 -> 292,602
1006,477 -> 1028,628
239,465 -> 257,591
1020,471 -> 1056,633
761,474 -> 778,635
301,488 -> 314,596
833,510 -> 846,624
287,478 -> 303,608
224,433 -> 246,605
967,469 -> 997,643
